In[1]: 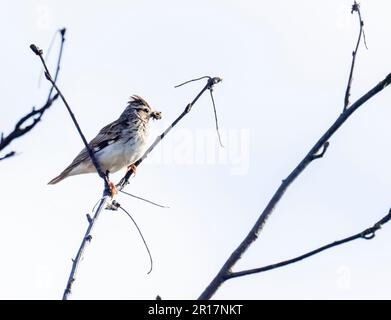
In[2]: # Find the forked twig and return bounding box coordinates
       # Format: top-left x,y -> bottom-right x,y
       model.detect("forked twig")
198,2 -> 388,300
344,1 -> 367,111
0,29 -> 66,160
199,71 -> 391,300
225,210 -> 391,280
175,76 -> 224,147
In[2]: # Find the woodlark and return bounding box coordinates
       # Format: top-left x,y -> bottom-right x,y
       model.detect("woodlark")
48,95 -> 161,193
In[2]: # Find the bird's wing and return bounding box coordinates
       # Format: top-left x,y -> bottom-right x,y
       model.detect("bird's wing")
48,119 -> 130,184
63,118 -> 129,172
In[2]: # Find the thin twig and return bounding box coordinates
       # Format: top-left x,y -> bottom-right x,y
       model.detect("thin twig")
0,29 -> 66,159
117,76 -> 222,190
120,190 -> 169,208
198,73 -> 391,300
174,76 -> 212,88
225,210 -> 391,280
117,205 -> 154,274
38,29 -> 64,91
0,151 -> 16,161
30,43 -> 110,193
209,89 -> 224,147
344,1 -> 367,111
46,28 -> 66,103
62,195 -> 110,300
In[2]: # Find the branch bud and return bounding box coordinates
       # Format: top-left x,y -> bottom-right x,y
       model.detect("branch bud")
30,44 -> 43,55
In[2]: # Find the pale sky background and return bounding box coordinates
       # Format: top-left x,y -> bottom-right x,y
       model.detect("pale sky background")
1,0 -> 391,300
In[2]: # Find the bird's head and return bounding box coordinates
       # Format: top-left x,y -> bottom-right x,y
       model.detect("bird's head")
125,95 -> 162,121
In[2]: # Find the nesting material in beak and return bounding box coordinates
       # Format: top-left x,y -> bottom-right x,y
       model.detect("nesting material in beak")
151,111 -> 162,120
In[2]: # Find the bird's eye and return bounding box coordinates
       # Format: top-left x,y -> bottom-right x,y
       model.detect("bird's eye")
143,108 -> 149,113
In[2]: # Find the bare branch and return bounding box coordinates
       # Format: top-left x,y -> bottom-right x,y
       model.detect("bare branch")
62,195 -> 110,300
53,71 -> 221,298
198,73 -> 391,300
0,29 -> 66,158
344,1 -> 367,111
197,2 -> 386,299
30,39 -> 122,299
226,209 -> 391,280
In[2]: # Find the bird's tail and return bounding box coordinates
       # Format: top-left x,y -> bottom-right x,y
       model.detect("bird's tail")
48,169 -> 71,185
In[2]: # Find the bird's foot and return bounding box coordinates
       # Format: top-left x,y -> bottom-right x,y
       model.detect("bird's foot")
127,163 -> 137,176
108,181 -> 118,197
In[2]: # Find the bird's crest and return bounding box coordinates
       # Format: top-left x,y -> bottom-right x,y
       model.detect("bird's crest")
128,95 -> 150,108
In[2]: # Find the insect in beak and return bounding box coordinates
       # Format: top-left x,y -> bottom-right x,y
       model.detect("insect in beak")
151,111 -> 162,120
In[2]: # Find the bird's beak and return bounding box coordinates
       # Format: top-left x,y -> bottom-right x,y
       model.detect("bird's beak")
151,111 -> 162,120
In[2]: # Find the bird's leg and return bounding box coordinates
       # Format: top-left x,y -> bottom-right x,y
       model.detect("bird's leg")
105,170 -> 118,197
127,163 -> 137,176
109,181 -> 118,196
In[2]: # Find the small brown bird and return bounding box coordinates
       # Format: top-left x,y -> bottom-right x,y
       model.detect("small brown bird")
48,95 -> 161,193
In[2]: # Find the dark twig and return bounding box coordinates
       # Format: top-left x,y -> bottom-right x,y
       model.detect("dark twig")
225,210 -> 391,280
198,72 -> 391,300
117,76 -> 222,190
30,43 -> 110,194
0,151 -> 16,161
120,190 -> 169,208
344,1 -> 367,111
0,29 -> 65,160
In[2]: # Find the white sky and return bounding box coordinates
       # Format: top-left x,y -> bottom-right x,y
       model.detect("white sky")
1,0 -> 391,299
